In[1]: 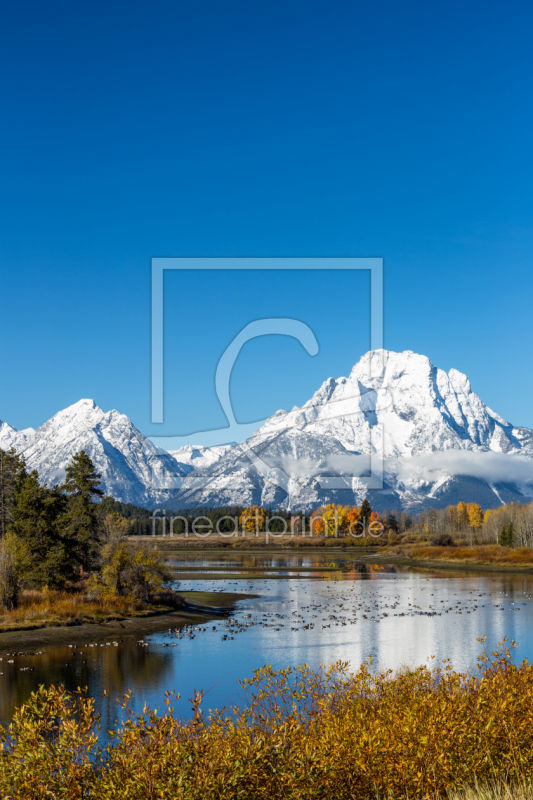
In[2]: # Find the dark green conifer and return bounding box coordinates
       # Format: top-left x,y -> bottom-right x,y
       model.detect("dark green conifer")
60,451 -> 104,579
12,471 -> 66,587
360,498 -> 372,533
0,449 -> 26,538
507,522 -> 514,548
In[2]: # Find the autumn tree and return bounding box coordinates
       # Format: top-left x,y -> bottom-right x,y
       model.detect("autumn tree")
239,505 -> 267,534
457,502 -> 470,529
467,503 -> 483,531
310,508 -> 325,536
0,531 -> 25,609
447,505 -> 459,531
90,514 -> 171,601
369,510 -> 384,537
345,506 -> 361,536
102,511 -> 131,541
320,504 -> 350,537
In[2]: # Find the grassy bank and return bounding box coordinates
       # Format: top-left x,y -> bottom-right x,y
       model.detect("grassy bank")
133,534 -> 383,550
377,543 -> 533,569
0,588 -> 185,633
0,590 -> 254,649
2,642 -> 533,799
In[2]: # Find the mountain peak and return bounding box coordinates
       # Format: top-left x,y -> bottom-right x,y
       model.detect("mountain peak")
448,368 -> 471,395
2,351 -> 533,513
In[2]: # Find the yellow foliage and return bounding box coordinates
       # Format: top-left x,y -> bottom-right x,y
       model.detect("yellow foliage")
457,501 -> 470,527
103,512 -> 131,540
467,503 -> 484,530
310,504 -> 350,536
3,641 -> 533,799
239,505 -> 267,533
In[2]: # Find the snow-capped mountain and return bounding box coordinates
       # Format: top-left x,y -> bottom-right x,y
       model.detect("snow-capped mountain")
169,350 -> 533,512
0,399 -> 187,506
168,445 -> 233,471
3,351 -> 533,511
0,420 -> 35,450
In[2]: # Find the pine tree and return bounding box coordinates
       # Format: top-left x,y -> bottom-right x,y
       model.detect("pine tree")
60,451 -> 104,580
499,525 -> 509,547
507,522 -> 515,548
359,498 -> 372,533
12,471 -> 66,587
0,449 -> 26,538
62,451 -> 104,501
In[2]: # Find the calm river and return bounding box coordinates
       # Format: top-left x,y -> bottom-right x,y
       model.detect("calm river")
1,553 -> 532,731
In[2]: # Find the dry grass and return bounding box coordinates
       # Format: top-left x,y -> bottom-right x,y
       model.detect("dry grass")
449,781 -> 533,800
0,589 -> 181,631
384,544 -> 533,566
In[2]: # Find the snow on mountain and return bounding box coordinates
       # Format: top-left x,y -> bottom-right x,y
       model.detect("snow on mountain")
169,445 -> 233,472
1,399 -> 187,506
252,350 -> 530,458
0,420 -> 36,450
3,351 -> 533,511
169,350 -> 533,512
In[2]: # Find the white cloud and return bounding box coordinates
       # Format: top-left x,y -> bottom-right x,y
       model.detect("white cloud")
394,451 -> 533,486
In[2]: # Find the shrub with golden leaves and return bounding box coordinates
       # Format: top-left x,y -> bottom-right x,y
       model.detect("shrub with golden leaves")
2,640 -> 533,798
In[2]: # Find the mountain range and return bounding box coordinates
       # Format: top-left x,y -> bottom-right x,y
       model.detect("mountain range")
2,350 -> 533,512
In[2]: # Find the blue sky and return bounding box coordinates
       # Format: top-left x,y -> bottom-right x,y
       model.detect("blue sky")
1,0 -> 532,445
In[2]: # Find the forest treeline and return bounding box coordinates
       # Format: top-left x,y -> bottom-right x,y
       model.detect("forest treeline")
138,499 -> 533,548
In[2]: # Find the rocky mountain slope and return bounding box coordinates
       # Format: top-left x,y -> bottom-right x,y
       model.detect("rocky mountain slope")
0,399 -> 186,506
168,445 -> 232,471
2,351 -> 533,511
170,350 -> 533,512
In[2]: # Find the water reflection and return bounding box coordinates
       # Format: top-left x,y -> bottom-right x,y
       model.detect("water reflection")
0,637 -> 176,729
2,556 -> 533,735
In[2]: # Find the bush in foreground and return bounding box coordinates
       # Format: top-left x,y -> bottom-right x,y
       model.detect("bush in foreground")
1,640 -> 533,799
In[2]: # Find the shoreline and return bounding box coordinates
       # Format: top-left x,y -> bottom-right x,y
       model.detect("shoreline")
0,591 -> 258,650
135,536 -> 383,552
360,552 -> 533,575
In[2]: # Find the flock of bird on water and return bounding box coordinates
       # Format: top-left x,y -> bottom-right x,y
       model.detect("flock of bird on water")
0,563 -> 531,677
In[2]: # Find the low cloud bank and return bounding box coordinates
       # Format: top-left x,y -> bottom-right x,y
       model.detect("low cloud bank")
237,447 -> 533,487
394,450 -> 533,486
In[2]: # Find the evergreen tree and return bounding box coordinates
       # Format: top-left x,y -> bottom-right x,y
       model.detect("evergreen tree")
507,522 -> 515,548
60,451 -> 104,579
359,498 -> 372,533
12,471 -> 66,587
499,525 -> 509,547
0,449 -> 26,538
